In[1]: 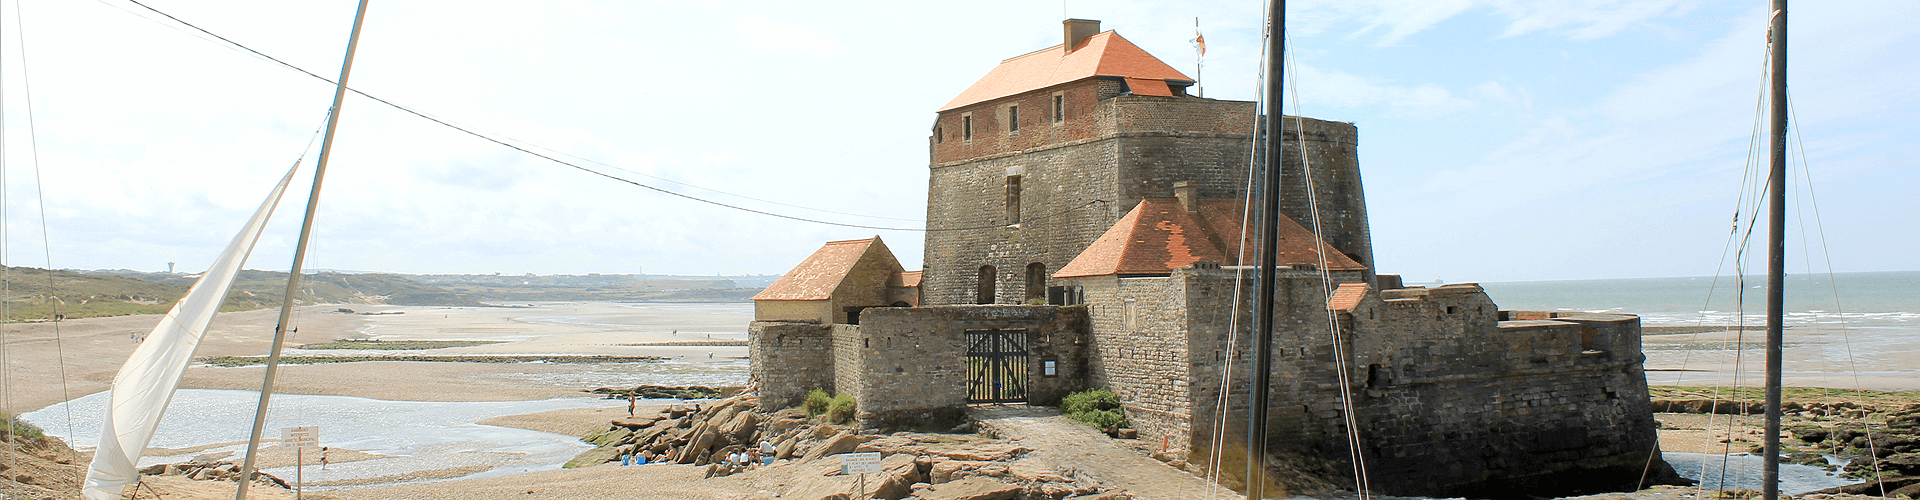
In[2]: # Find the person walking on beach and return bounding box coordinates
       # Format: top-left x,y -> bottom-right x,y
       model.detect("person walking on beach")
320,447 -> 329,470
627,395 -> 636,417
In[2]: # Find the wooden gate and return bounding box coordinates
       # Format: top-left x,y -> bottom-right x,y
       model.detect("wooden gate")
965,328 -> 1029,403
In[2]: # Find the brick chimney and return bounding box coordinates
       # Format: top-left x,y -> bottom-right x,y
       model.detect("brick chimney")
1063,19 -> 1100,53
1173,181 -> 1197,212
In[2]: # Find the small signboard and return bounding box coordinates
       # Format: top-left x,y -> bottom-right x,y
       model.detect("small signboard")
283,426 -> 319,453
839,452 -> 882,474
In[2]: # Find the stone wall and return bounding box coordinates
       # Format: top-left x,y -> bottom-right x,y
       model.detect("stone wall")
752,306 -> 1090,429
922,89 -> 1369,306
753,300 -> 831,324
1079,270 -> 1663,497
748,321 -> 835,409
1073,273 -> 1196,451
1345,292 -> 1661,497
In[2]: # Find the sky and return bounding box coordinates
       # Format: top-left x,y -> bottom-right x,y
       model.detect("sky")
0,0 -> 1913,282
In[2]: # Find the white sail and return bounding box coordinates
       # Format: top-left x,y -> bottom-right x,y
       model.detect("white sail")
82,162 -> 303,499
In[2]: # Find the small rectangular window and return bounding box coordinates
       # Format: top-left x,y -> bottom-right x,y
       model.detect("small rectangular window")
1042,358 -> 1058,377
1005,175 -> 1022,223
963,115 -> 973,140
933,125 -> 943,144
1008,105 -> 1019,132
1053,95 -> 1064,122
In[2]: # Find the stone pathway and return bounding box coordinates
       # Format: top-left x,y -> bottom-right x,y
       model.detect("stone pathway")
969,405 -> 1240,500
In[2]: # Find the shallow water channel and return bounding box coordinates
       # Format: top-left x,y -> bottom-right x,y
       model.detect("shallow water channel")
23,389 -> 642,489
1664,451 -> 1857,494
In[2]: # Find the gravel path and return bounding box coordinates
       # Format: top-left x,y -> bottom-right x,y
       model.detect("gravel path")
970,404 -> 1240,500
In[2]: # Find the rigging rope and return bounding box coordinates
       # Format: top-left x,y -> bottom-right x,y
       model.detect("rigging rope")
0,1 -> 18,491
1284,33 -> 1373,497
9,0 -> 85,490
107,0 -> 960,231
1203,2 -> 1270,490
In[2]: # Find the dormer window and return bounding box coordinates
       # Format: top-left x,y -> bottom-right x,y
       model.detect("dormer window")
1008,104 -> 1020,132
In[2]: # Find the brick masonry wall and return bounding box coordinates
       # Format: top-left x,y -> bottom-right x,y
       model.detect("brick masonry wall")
748,321 -> 835,409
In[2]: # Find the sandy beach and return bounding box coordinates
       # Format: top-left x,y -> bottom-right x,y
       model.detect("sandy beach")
2,302 -> 749,414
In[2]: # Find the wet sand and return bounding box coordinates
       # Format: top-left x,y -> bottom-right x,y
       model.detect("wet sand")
4,303 -> 749,414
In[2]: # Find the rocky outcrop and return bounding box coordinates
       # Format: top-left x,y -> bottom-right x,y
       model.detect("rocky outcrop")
138,460 -> 290,489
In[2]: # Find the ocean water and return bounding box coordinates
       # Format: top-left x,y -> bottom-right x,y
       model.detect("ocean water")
1481,270 -> 1920,389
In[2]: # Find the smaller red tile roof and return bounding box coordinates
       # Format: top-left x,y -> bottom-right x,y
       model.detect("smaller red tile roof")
1329,283 -> 1370,312
753,238 -> 880,301
890,271 -> 922,288
939,31 -> 1191,112
1054,198 -> 1366,278
1123,77 -> 1173,97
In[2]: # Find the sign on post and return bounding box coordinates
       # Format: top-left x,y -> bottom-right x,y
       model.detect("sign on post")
283,426 -> 319,452
839,452 -> 882,474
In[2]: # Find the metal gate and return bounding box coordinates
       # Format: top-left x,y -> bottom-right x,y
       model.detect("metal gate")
965,328 -> 1029,403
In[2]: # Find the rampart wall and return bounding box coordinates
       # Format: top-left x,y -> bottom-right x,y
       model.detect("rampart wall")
748,321 -> 835,409
751,306 -> 1089,428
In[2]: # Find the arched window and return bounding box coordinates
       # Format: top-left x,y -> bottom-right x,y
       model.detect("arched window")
1024,263 -> 1046,304
976,265 -> 997,304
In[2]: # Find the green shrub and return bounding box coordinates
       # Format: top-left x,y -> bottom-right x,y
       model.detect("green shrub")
1,414 -> 43,440
827,393 -> 857,424
1061,389 -> 1129,429
803,388 -> 833,417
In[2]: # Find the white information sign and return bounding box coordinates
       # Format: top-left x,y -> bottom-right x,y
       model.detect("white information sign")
283,426 -> 320,452
838,452 -> 882,474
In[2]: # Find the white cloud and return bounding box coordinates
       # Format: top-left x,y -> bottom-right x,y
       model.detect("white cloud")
1291,65 -> 1477,118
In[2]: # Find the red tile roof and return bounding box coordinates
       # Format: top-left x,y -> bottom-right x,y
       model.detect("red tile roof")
890,271 -> 922,288
753,238 -> 884,301
1123,77 -> 1173,97
1054,198 -> 1366,278
939,32 -> 1192,112
1329,282 -> 1370,312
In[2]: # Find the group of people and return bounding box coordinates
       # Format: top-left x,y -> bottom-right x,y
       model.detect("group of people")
621,447 -> 674,466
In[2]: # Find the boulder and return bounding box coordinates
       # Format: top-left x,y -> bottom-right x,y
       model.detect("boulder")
681,424 -> 717,464
916,477 -> 1022,500
563,445 -> 622,468
721,411 -> 761,443
802,431 -> 863,463
777,438 -> 798,460
584,427 -> 632,447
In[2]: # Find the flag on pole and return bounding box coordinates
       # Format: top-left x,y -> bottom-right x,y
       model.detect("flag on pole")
1191,32 -> 1206,56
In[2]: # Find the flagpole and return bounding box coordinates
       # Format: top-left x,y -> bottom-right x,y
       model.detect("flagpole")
1194,17 -> 1204,98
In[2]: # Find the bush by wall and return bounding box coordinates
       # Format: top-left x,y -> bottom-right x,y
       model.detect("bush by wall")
1061,388 -> 1128,430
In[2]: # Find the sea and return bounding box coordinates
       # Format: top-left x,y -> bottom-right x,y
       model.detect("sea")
1481,270 -> 1920,390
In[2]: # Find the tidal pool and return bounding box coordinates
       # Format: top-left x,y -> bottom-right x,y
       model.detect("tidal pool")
22,389 -> 641,489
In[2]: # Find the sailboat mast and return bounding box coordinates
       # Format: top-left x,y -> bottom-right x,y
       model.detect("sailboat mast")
234,1 -> 371,498
1763,1 -> 1788,499
1249,1 -> 1284,499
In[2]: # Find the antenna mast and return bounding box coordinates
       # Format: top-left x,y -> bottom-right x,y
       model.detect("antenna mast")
1248,1 -> 1284,498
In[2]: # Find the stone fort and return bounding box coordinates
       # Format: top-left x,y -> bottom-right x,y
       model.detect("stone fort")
749,20 -> 1672,497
